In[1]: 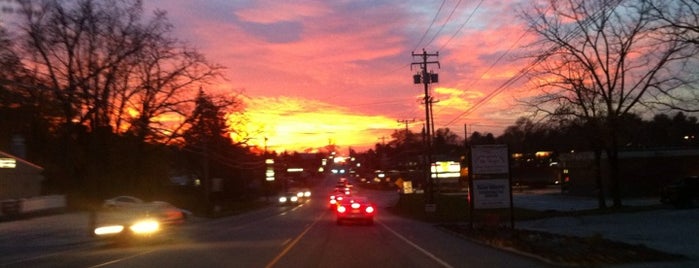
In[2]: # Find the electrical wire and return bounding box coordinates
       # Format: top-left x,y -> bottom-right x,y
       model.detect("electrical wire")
440,0 -> 624,127
423,0 -> 464,49
437,0 -> 484,52
412,0 -> 448,52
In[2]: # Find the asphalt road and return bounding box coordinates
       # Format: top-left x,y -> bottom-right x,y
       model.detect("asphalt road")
0,178 -> 550,268
2,178 -> 697,267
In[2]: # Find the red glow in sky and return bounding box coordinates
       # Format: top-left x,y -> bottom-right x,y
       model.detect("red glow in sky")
144,0 -> 540,153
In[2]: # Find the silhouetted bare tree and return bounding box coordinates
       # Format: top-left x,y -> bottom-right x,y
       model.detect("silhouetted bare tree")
521,0 -> 698,207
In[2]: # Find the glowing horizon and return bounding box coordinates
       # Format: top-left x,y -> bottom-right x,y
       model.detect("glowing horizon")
141,0 -> 540,153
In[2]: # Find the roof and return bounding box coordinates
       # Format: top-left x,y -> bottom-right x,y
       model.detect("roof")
0,150 -> 44,171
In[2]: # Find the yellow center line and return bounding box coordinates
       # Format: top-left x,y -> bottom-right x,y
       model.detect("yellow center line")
264,211 -> 325,268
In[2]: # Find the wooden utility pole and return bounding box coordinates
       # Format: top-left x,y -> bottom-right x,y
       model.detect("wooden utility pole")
397,118 -> 415,132
411,49 -> 440,207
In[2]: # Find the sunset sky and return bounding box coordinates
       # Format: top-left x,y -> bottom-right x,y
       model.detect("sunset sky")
142,0 -> 540,153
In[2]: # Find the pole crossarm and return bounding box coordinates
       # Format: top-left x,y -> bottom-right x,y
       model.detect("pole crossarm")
409,49 -> 440,206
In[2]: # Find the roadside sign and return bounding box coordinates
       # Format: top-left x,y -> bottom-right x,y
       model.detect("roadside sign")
469,144 -> 514,228
471,145 -> 509,174
472,179 -> 510,209
403,180 -> 413,194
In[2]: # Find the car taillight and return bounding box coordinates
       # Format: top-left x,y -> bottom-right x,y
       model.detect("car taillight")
365,206 -> 375,213
351,203 -> 360,209
330,199 -> 337,204
337,206 -> 347,213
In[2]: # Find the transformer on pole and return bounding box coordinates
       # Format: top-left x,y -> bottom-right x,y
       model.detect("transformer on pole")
411,49 -> 440,209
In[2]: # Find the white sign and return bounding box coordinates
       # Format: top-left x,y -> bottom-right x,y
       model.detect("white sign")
431,161 -> 461,178
471,145 -> 509,174
472,179 -> 511,209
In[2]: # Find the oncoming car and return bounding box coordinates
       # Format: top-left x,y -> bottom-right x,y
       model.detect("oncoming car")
335,196 -> 375,225
93,210 -> 164,244
103,196 -> 144,209
93,200 -> 189,244
290,188 -> 312,202
278,192 -> 300,205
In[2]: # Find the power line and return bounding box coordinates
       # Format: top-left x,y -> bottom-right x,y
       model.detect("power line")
412,0 -> 448,52
423,0 -> 463,49
441,1 -> 623,128
438,0 -> 484,52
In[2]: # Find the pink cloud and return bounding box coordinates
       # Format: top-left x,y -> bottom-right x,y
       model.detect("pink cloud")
143,0 -> 542,151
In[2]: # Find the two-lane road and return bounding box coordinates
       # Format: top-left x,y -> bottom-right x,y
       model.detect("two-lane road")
4,178 -> 551,267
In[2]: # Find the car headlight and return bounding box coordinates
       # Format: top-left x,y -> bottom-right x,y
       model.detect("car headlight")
304,191 -> 311,197
130,219 -> 160,234
279,196 -> 288,203
290,196 -> 299,202
94,225 -> 125,236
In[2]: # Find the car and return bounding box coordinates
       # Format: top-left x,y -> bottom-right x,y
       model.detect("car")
146,201 -> 190,225
290,187 -> 312,202
328,193 -> 345,209
103,196 -> 144,209
660,176 -> 699,208
328,187 -> 353,209
278,192 -> 300,205
93,210 -> 164,244
335,196 -> 375,225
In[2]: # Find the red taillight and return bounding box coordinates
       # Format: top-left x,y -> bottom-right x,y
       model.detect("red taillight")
351,203 -> 360,209
330,199 -> 336,204
337,206 -> 347,213
365,206 -> 374,214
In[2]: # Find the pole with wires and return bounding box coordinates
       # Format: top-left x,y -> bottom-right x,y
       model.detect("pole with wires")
411,49 -> 440,210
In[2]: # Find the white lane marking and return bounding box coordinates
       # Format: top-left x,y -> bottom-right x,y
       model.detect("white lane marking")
88,249 -> 158,268
379,221 -> 454,268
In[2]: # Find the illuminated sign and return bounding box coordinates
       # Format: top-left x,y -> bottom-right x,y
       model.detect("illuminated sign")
0,158 -> 16,168
431,161 -> 461,178
265,158 -> 275,181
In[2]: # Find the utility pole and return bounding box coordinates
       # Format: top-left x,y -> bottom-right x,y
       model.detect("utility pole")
411,49 -> 440,208
397,118 -> 415,132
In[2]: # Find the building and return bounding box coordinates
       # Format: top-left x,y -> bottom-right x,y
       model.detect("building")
559,148 -> 699,197
0,150 -> 44,200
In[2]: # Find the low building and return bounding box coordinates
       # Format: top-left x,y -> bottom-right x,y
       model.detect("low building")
0,150 -> 44,200
559,148 -> 699,197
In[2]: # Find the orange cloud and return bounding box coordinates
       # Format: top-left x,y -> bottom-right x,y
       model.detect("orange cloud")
142,0 -> 546,151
